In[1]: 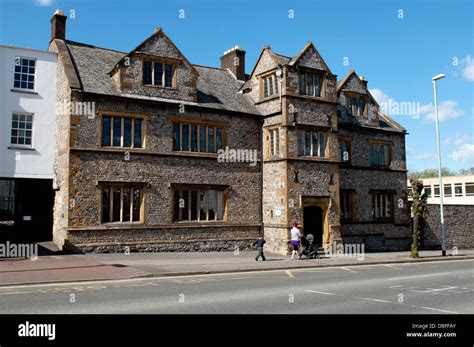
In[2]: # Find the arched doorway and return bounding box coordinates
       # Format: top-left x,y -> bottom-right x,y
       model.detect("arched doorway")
303,206 -> 323,247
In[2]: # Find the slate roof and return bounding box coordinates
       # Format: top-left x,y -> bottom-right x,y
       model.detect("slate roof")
64,40 -> 261,115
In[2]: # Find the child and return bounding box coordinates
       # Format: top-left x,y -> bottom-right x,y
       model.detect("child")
253,235 -> 266,261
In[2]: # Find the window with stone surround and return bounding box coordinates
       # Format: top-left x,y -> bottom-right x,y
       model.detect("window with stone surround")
173,186 -> 226,222
369,141 -> 391,167
11,113 -> 33,146
340,190 -> 356,222
261,73 -> 278,99
101,185 -> 143,224
338,138 -> 351,163
102,115 -> 144,148
143,60 -> 175,88
371,191 -> 394,220
268,128 -> 280,157
297,129 -> 327,157
299,72 -> 322,97
173,121 -> 224,154
13,57 -> 35,90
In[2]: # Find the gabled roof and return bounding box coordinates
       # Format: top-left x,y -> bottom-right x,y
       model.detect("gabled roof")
337,69 -> 379,107
109,27 -> 198,76
61,40 -> 260,115
248,45 -> 287,80
378,111 -> 406,132
337,69 -> 357,91
288,41 -> 335,76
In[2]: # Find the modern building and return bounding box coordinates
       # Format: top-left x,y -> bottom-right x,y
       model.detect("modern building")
48,10 -> 408,254
0,45 -> 57,242
407,175 -> 474,249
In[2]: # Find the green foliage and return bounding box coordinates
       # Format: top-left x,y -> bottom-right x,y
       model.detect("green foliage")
408,167 -> 457,180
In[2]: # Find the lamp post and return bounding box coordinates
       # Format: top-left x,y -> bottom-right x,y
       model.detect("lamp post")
432,73 -> 446,256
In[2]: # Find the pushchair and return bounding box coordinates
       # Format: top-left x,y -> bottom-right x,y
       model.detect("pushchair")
299,234 -> 319,259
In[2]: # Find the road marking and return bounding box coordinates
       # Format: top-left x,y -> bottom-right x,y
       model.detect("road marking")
388,272 -> 455,281
355,297 -> 393,303
285,270 -> 294,278
0,291 -> 34,295
414,305 -> 458,314
340,267 -> 358,273
305,290 -> 340,296
1,258 -> 472,290
383,264 -> 402,270
410,286 -> 457,293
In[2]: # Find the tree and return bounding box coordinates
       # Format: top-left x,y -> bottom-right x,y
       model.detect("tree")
408,167 -> 457,180
410,179 -> 428,258
458,167 -> 474,176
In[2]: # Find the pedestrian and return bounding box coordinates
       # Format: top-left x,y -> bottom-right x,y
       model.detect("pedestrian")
253,235 -> 266,261
290,223 -> 302,260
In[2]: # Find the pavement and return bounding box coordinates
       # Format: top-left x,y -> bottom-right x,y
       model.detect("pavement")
1,245 -> 473,287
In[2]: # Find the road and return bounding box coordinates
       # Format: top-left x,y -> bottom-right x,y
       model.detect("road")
0,259 -> 472,314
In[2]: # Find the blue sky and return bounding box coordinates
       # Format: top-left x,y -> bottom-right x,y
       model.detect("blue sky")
1,0 -> 473,173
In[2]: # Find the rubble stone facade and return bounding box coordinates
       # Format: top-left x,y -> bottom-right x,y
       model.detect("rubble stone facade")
49,12 -> 408,254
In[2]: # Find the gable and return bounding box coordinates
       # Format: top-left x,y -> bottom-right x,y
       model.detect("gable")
290,42 -> 334,77
298,45 -> 324,69
342,73 -> 368,94
111,28 -> 198,76
250,48 -> 280,78
137,31 -> 186,64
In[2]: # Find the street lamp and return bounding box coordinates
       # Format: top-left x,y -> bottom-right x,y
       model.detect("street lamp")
432,73 -> 446,256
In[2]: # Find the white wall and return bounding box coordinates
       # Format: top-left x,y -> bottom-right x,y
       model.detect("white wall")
408,175 -> 474,205
0,46 -> 57,179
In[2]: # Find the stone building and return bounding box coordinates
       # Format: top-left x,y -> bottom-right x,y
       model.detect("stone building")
48,10 -> 409,254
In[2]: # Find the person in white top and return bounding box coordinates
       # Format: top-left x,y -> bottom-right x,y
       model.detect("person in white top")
290,223 -> 302,260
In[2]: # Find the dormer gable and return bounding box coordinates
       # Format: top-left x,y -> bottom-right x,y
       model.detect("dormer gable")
337,70 -> 379,125
110,27 -> 198,102
289,42 -> 334,76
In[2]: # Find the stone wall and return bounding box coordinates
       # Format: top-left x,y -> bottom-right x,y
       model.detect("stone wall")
421,204 -> 474,249
66,225 -> 260,253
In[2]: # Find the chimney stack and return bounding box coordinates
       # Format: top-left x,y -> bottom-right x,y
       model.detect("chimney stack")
50,9 -> 67,42
220,45 -> 246,81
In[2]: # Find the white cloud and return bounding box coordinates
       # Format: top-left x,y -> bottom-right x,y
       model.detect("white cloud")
450,144 -> 474,163
369,88 -> 390,106
444,134 -> 473,146
413,153 -> 437,160
421,100 -> 464,122
454,134 -> 473,146
461,54 -> 474,81
34,0 -> 54,6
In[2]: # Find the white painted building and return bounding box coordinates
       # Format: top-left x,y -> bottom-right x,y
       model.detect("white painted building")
0,45 -> 57,179
408,175 -> 474,205
0,45 -> 57,243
